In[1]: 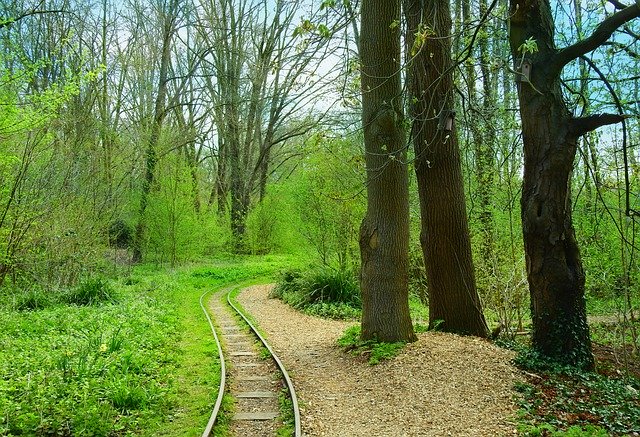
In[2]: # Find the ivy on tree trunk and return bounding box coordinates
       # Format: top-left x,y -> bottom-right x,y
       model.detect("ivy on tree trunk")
509,0 -> 639,369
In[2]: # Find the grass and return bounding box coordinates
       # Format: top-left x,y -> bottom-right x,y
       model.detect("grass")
276,384 -> 296,437
0,254 -> 296,436
0,280 -> 178,436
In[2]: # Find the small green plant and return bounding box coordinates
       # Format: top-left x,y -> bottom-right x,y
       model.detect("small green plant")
259,346 -> 271,360
337,325 -> 407,365
13,286 -> 52,311
513,346 -> 640,435
276,386 -> 295,437
108,379 -> 150,412
518,37 -> 538,56
66,277 -> 116,306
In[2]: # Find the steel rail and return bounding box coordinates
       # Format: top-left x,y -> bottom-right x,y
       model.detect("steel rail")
199,287 -> 227,437
226,288 -> 302,437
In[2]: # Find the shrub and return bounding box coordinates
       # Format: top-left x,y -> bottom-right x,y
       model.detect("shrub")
66,277 -> 116,306
13,286 -> 52,311
271,267 -> 361,319
108,219 -> 133,249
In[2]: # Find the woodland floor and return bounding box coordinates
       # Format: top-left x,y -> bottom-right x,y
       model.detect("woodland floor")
236,284 -> 521,436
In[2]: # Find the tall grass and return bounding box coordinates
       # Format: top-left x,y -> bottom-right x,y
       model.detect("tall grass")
271,267 -> 361,319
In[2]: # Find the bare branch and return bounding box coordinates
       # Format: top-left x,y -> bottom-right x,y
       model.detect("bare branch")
569,113 -> 629,137
608,0 -> 629,10
552,4 -> 640,73
0,8 -> 66,29
602,40 -> 640,59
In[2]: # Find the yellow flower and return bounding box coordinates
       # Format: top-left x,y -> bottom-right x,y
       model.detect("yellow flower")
99,343 -> 107,353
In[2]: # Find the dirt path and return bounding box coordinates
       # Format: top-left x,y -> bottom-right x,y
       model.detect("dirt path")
237,284 -> 521,436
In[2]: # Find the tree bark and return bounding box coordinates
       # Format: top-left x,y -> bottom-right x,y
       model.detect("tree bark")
405,0 -> 489,337
508,0 -> 621,369
359,0 -> 415,343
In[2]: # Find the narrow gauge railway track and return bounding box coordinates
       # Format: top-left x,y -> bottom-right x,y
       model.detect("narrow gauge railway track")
200,285 -> 301,437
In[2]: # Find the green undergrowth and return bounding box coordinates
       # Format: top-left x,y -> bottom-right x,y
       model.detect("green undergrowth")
5,276 -> 118,311
271,267 -> 431,329
0,255 -> 295,436
337,325 -> 407,365
276,384 -> 295,437
271,267 -> 361,320
590,319 -> 640,350
510,346 -> 640,436
0,278 -> 178,436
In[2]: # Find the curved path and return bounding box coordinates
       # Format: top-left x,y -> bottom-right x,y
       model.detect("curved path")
201,285 -> 300,436
237,284 -> 522,436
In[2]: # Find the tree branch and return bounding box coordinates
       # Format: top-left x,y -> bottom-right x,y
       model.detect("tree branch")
551,4 -> 640,74
570,113 -> 629,137
602,40 -> 640,59
608,0 -> 629,10
0,9 -> 66,29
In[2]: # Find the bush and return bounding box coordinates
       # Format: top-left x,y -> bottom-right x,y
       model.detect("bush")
108,219 -> 133,249
271,267 -> 361,319
13,286 -> 53,311
66,277 -> 116,306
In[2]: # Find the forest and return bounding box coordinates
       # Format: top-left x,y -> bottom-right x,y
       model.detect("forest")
1,0 -> 640,435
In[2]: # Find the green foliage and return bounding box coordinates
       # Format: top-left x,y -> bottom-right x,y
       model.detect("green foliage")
276,386 -> 296,437
0,256 -> 290,436
513,347 -> 640,435
285,135 -> 364,271
271,267 -> 361,319
337,325 -> 407,365
65,277 -> 116,306
0,48 -> 108,289
244,184 -> 302,255
304,301 -> 361,319
11,285 -> 53,311
0,285 -> 178,435
517,422 -> 608,436
108,219 -> 133,249
144,151 -> 229,265
590,319 -> 640,349
518,37 -> 539,56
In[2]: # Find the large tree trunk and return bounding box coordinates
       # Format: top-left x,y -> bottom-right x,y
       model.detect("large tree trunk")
509,0 -> 594,368
359,0 -> 415,343
405,0 -> 488,337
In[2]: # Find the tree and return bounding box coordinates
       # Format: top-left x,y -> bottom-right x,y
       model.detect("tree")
404,0 -> 489,337
358,0 -> 415,342
508,0 -> 640,368
132,0 -> 180,262
198,0 -> 337,248
461,0 -> 498,284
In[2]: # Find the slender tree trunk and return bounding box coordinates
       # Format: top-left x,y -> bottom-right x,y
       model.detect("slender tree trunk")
476,0 -> 497,265
212,136 -> 228,215
359,0 -> 415,343
405,0 -> 488,337
132,2 -> 177,263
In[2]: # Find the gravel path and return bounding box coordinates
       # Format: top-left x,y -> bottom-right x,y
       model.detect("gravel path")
237,284 -> 521,436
